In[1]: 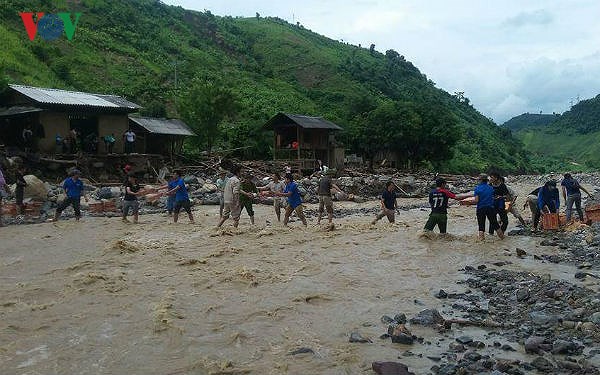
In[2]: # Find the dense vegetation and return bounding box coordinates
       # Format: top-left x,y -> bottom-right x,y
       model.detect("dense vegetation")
0,0 -> 533,173
504,97 -> 600,171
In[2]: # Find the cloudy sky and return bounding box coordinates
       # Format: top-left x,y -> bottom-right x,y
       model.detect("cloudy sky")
163,0 -> 600,123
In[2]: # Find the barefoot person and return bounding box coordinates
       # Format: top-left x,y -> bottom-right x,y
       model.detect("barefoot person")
504,178 -> 526,227
122,174 -> 145,223
456,174 -> 504,240
164,170 -> 194,224
278,173 -> 307,227
53,169 -> 88,221
423,178 -> 460,234
217,166 -> 242,228
317,170 -> 343,224
371,181 -> 397,224
258,173 -> 285,222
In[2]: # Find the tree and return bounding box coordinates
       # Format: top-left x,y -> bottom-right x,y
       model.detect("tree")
369,44 -> 376,55
255,12 -> 260,20
178,77 -> 237,154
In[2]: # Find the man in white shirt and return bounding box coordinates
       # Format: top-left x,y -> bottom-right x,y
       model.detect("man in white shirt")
123,129 -> 136,154
218,166 -> 241,228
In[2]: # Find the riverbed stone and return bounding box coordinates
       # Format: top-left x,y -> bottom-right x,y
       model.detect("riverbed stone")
372,361 -> 415,375
409,309 -> 445,326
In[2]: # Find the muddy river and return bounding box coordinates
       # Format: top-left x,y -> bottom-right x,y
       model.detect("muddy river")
1,184 -> 597,374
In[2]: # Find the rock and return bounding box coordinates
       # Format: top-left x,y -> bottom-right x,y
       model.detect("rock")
409,309 -> 445,326
531,356 -> 554,372
456,335 -> 473,345
371,361 -> 415,375
529,311 -> 557,325
516,248 -> 527,257
589,311 -> 600,325
426,356 -> 441,362
540,239 -> 559,246
464,351 -> 482,362
393,313 -> 407,324
448,342 -> 466,352
524,336 -> 546,354
96,187 -> 114,199
551,339 -> 577,355
435,289 -> 448,299
288,347 -> 314,355
575,272 -> 587,279
349,332 -> 371,343
477,264 -> 487,270
19,175 -> 48,200
578,262 -> 592,269
381,315 -> 395,324
201,183 -> 217,193
391,333 -> 414,345
437,364 -> 458,375
501,344 -> 516,351
516,289 -> 530,301
580,322 -> 597,333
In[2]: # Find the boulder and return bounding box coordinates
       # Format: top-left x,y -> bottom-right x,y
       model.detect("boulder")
409,309 -> 445,326
17,175 -> 48,200
372,362 -> 415,375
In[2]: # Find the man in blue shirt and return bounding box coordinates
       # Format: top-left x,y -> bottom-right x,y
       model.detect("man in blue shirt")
533,180 -> 560,231
53,169 -> 87,221
277,173 -> 307,226
457,174 -> 504,240
165,170 -> 195,224
561,173 -> 591,223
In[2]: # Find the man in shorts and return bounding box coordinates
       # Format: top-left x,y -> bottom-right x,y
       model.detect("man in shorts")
317,170 -> 343,224
258,173 -> 286,222
423,178 -> 459,234
122,174 -> 144,223
278,173 -> 307,226
240,174 -> 258,225
165,170 -> 195,224
53,169 -> 88,221
218,166 -> 242,228
372,181 -> 398,224
561,173 -> 592,223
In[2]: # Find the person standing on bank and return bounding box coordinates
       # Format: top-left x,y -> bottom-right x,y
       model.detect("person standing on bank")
277,173 -> 307,227
423,178 -> 460,234
164,170 -> 195,224
371,181 -> 398,224
561,173 -> 592,223
123,128 -> 136,154
53,169 -> 88,221
0,166 -> 9,227
15,165 -> 28,216
456,174 -> 504,240
317,170 -> 343,225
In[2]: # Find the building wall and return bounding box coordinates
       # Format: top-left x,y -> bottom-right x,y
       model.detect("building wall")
98,115 -> 129,154
38,112 -> 69,152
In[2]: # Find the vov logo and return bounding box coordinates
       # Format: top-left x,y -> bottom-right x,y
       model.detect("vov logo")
19,12 -> 82,41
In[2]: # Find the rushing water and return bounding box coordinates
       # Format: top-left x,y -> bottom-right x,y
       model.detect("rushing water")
0,196 -> 595,374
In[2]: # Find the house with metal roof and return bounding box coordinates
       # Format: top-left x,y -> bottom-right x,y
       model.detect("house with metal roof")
0,84 -> 194,156
263,113 -> 345,172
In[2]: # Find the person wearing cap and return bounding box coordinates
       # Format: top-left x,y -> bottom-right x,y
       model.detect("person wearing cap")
122,174 -> 144,223
277,173 -> 307,226
53,169 -> 87,221
456,174 -> 504,240
533,180 -> 560,231
317,170 -> 343,225
423,178 -> 460,234
216,170 -> 228,218
561,173 -> 591,223
258,173 -> 286,222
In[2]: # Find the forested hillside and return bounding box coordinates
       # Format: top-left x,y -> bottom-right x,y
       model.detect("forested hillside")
504,97 -> 600,171
0,0 -> 532,173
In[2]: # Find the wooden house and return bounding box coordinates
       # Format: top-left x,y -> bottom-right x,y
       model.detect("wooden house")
263,113 -> 345,172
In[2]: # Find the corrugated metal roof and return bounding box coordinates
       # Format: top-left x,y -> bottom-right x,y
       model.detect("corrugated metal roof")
263,112 -> 343,130
0,106 -> 43,117
129,116 -> 195,136
9,84 -> 141,110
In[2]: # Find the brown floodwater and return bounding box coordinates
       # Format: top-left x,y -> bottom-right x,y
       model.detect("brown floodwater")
1,186 -> 597,374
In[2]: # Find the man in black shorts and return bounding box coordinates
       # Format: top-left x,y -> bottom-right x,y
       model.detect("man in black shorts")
424,178 -> 459,234
165,170 -> 195,224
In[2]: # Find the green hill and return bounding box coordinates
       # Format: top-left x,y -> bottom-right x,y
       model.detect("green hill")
0,0 -> 532,173
505,97 -> 600,171
502,113 -> 559,132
